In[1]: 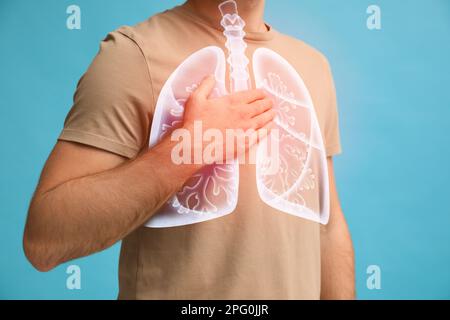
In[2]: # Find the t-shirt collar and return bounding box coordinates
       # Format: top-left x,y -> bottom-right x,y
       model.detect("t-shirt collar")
172,5 -> 276,42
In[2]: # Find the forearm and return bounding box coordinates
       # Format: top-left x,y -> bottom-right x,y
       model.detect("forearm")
24,137 -> 200,271
320,210 -> 355,299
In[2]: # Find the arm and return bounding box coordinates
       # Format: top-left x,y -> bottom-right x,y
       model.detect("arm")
23,77 -> 274,272
24,138 -> 200,272
320,157 -> 355,299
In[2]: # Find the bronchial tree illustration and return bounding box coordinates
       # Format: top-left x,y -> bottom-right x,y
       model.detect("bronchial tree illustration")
146,0 -> 329,227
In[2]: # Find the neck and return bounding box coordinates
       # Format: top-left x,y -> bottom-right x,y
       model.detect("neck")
183,0 -> 267,32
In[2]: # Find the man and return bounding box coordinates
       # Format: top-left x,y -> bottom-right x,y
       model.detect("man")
23,0 -> 355,299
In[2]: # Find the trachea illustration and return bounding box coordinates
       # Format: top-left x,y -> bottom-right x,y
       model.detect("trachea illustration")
219,0 -> 250,92
145,0 -> 329,227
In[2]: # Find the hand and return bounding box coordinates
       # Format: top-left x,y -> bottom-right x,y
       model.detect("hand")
180,75 -> 275,164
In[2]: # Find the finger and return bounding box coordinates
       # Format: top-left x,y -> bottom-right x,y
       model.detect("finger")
229,88 -> 267,104
194,75 -> 216,100
257,121 -> 276,141
251,109 -> 277,130
247,98 -> 274,118
247,121 -> 276,149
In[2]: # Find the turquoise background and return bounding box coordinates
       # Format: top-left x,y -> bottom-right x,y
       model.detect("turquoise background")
0,0 -> 449,299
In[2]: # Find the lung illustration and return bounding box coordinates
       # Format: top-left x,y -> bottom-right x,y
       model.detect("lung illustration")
253,48 -> 329,224
145,47 -> 239,228
145,0 -> 329,227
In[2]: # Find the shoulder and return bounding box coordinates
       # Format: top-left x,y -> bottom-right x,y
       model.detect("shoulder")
273,31 -> 332,75
94,11 -> 176,74
277,31 -> 329,63
111,9 -> 179,51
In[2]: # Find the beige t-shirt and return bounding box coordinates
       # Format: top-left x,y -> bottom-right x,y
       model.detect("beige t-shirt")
59,5 -> 342,300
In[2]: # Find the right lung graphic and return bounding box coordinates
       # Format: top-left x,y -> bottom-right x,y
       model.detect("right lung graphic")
145,0 -> 329,228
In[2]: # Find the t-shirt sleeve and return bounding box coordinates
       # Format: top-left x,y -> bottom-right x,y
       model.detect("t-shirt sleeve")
58,29 -> 153,159
322,57 -> 342,157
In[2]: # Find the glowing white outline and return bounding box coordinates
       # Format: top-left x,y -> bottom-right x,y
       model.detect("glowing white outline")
145,0 -> 329,227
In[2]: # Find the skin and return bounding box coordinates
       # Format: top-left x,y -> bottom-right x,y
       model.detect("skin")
321,160 -> 355,299
23,77 -> 274,271
184,0 -> 268,32
23,0 -> 355,299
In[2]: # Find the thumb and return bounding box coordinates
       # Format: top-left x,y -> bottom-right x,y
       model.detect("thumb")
194,75 -> 216,100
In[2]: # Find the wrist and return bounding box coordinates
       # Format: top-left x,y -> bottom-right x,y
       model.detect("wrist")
145,133 -> 203,176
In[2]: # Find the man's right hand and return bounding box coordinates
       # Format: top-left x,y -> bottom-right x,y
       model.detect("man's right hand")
181,75 -> 276,163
